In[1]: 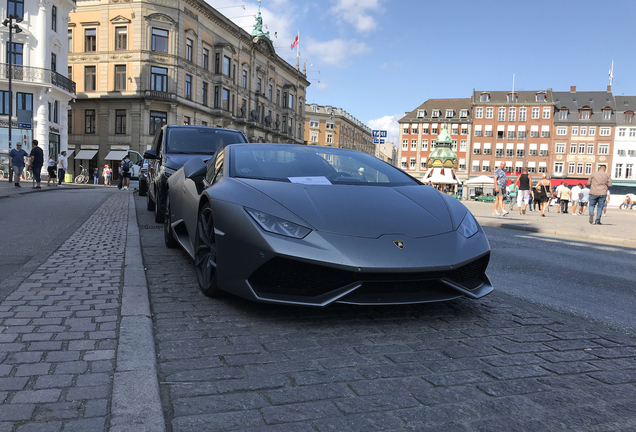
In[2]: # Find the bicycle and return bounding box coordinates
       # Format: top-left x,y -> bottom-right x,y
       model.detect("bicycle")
74,165 -> 90,184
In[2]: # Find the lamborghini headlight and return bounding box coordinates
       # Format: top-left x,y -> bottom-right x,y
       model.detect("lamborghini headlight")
457,211 -> 479,238
245,208 -> 311,239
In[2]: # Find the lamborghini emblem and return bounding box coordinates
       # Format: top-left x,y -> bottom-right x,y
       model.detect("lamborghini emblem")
393,240 -> 405,250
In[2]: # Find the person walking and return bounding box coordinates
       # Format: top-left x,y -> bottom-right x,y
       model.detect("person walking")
103,165 -> 111,186
534,173 -> 551,217
9,143 -> 28,188
493,161 -> 509,216
47,155 -> 57,186
560,183 -> 571,214
579,184 -> 590,215
93,168 -> 99,185
555,182 -> 565,213
602,190 -> 610,218
119,155 -> 132,190
570,183 -> 582,216
528,189 -> 534,211
587,164 -> 612,225
507,182 -> 518,211
58,151 -> 68,187
515,167 -> 532,215
28,140 -> 44,189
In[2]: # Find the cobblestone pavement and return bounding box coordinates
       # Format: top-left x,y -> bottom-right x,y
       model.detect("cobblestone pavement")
135,196 -> 636,432
0,193 -> 163,432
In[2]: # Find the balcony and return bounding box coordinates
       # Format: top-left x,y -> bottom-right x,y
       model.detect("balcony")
1,64 -> 76,95
144,90 -> 174,101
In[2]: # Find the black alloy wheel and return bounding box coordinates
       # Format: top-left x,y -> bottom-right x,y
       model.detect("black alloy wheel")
164,193 -> 178,248
194,203 -> 221,297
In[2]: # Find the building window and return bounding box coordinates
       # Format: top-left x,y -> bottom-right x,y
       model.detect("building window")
495,145 -> 503,158
84,66 -> 96,91
498,108 -> 505,121
257,77 -> 262,93
115,27 -> 127,50
85,109 -> 96,134
203,48 -> 210,70
603,109 -> 611,120
542,107 -> 551,119
554,162 -> 563,174
68,110 -> 72,134
422,126 -> 429,134
580,127 -> 587,136
461,126 -> 468,135
532,107 -> 539,119
508,92 -> 517,102
411,140 -> 417,150
480,93 -> 490,102
7,0 -> 24,19
587,144 -> 594,154
579,143 -> 585,154
630,128 -> 636,137
326,133 -> 332,144
615,164 -> 623,178
460,140 -> 466,151
536,92 -> 546,102
599,144 -> 609,155
401,140 -> 408,150
626,112 -> 633,123
556,143 -> 565,153
202,82 -> 208,106
422,140 -> 428,150
115,109 -> 126,134
508,107 -> 516,121
403,127 -> 410,134
486,107 -> 493,119
268,85 -> 273,101
150,111 -> 167,135
472,161 -> 480,172
446,109 -> 454,118
585,163 -> 593,175
539,165 -> 547,174
617,149 -> 626,157
185,74 -> 192,99
412,127 -> 418,134
223,55 -> 230,76
51,5 -> 57,32
85,29 -> 96,52
557,126 -> 566,135
541,129 -> 549,138
150,67 -> 168,92
519,107 -> 527,121
53,100 -> 59,123
529,145 -> 537,156
16,92 -> 32,111
432,109 -> 440,117
242,70 -> 248,88
114,65 -> 126,91
51,53 -> 57,72
431,127 -> 438,135
571,126 -> 578,135
452,126 -> 458,135
580,109 -> 590,120
506,146 -> 514,158
619,128 -> 626,137
0,91 -> 8,115
589,126 -> 596,136
559,109 -> 568,120
7,42 -> 23,65
518,130 -> 526,139
68,29 -> 73,53
222,88 -> 229,110
183,116 -> 190,125
410,158 -> 416,169
568,163 -> 576,174
507,130 -> 515,139
151,28 -> 169,53
530,128 -> 538,138
570,143 -> 577,153
626,164 -> 633,179
186,38 -> 193,61
483,163 -> 490,172
599,127 -> 610,136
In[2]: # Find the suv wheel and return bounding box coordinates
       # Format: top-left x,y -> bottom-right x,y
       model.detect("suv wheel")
164,194 -> 178,248
154,190 -> 165,223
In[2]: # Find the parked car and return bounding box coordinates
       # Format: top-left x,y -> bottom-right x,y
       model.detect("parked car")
138,158 -> 149,196
164,143 -> 493,306
144,125 -> 248,223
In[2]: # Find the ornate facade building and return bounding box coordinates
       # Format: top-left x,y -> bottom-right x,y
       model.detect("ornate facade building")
68,0 -> 309,175
303,104 -> 374,155
612,95 -> 636,185
1,0 -> 76,168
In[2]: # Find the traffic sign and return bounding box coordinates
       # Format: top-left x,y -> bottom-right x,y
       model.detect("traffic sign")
380,130 -> 387,138
372,130 -> 380,138
373,138 -> 379,144
380,139 -> 385,144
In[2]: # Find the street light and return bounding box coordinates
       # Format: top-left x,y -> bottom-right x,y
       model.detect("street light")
3,15 -> 23,182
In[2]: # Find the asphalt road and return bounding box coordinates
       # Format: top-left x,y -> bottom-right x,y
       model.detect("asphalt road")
0,187 -> 113,301
484,226 -> 636,335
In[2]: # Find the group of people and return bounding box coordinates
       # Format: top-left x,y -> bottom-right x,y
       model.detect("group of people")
491,161 -> 613,224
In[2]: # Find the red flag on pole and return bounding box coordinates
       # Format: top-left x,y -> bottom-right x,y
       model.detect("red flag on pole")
290,35 -> 299,49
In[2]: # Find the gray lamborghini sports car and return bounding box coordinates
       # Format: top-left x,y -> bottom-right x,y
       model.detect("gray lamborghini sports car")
164,143 -> 493,307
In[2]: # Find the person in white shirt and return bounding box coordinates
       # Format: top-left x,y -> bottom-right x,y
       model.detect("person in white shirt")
555,182 -> 564,213
58,151 -> 68,186
570,183 -> 582,216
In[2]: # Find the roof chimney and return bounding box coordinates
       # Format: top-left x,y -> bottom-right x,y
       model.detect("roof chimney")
607,85 -> 612,92
570,86 -> 576,92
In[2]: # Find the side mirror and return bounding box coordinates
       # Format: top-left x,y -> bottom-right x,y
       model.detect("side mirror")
183,157 -> 207,183
143,149 -> 158,159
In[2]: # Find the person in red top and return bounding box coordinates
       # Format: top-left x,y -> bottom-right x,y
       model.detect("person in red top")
587,165 -> 612,225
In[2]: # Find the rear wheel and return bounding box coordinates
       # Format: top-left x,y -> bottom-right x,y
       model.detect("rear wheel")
620,203 -> 628,210
164,194 -> 178,248
194,203 -> 221,297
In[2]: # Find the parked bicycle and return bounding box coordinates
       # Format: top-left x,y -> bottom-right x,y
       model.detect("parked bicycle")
74,165 -> 90,184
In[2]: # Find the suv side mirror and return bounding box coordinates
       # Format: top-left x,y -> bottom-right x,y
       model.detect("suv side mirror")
143,149 -> 158,159
183,157 -> 207,183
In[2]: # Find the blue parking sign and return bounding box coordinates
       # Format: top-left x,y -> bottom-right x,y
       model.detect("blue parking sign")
380,130 -> 387,138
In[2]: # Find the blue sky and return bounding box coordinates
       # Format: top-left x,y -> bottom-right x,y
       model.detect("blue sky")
205,0 -> 636,144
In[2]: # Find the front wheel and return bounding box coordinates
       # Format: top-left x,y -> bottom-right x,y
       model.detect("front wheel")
619,203 -> 628,210
74,175 -> 85,184
164,194 -> 178,248
194,203 -> 221,297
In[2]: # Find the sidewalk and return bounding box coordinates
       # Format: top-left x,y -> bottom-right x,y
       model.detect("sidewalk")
462,200 -> 636,248
0,191 -> 163,431
0,177 -> 113,198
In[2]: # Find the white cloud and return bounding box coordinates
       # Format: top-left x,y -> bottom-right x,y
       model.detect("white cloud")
368,114 -> 401,143
306,38 -> 371,67
330,0 -> 382,33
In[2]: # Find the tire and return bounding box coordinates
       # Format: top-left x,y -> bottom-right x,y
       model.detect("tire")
619,203 -> 627,210
154,189 -> 164,223
163,194 -> 178,248
631,204 -> 636,210
146,186 -> 155,211
194,203 -> 221,297
74,175 -> 85,184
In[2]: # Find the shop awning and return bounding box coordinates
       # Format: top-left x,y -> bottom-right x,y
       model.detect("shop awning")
105,150 -> 129,161
74,150 -> 98,160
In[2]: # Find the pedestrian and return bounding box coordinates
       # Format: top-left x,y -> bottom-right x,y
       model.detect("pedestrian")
8,142 -> 28,188
47,154 -> 57,186
29,140 -> 44,189
560,183 -> 571,214
528,189 -> 534,211
570,183 -> 582,216
103,164 -> 111,186
555,182 -> 564,213
587,164 -> 612,225
534,173 -> 551,217
492,161 -> 509,216
58,150 -> 68,187
602,190 -> 610,218
93,168 -> 99,185
579,184 -> 590,215
119,155 -> 132,190
515,167 -> 532,215
507,181 -> 518,211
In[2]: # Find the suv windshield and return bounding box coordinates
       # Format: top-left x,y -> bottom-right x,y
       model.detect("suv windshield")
166,128 -> 247,154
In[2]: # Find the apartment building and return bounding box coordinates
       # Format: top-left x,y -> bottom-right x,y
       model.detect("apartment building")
304,104 -> 374,155
1,0 -> 76,167
552,86 -> 615,184
398,99 -> 471,181
68,0 -> 309,175
470,90 -> 554,181
611,95 -> 636,186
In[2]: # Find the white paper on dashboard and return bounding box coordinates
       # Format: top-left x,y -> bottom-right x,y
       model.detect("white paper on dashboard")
288,176 -> 332,185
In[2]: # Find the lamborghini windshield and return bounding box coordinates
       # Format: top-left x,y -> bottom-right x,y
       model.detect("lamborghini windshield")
229,144 -> 419,186
166,127 -> 247,154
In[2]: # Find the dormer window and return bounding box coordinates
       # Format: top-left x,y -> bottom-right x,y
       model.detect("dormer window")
445,109 -> 454,118
626,111 -> 633,123
507,92 -> 517,102
480,93 -> 490,102
559,108 -> 568,120
432,109 -> 440,118
603,109 -> 611,120
459,109 -> 468,118
536,92 -> 546,102
417,110 -> 425,118
580,108 -> 591,120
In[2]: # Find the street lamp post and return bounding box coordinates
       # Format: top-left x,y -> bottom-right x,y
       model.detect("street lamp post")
3,15 -> 23,182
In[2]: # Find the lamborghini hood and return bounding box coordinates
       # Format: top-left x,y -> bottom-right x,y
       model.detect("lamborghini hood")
241,181 -> 455,238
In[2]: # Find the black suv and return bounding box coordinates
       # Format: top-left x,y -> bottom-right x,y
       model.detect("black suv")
144,125 -> 248,223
